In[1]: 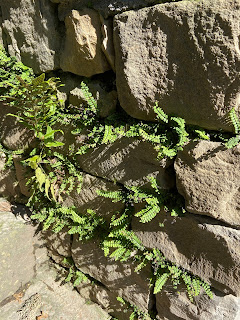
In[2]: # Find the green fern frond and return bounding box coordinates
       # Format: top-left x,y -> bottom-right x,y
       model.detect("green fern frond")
154,103 -> 169,123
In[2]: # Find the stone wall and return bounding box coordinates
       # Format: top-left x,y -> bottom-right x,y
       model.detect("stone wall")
0,0 -> 240,319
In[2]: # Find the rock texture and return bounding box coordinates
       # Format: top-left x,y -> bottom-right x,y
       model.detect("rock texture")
63,173 -> 125,222
0,103 -> 35,151
0,154 -> 22,202
132,212 -> 240,296
0,201 -> 36,302
72,237 -> 154,313
114,0 -> 240,131
0,0 -> 61,74
156,286 -> 240,320
0,200 -> 110,320
175,140 -> 240,228
69,81 -> 117,118
77,137 -> 175,188
60,9 -> 110,77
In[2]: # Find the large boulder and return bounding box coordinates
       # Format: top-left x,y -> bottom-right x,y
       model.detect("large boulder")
156,286 -> 240,320
132,212 -> 240,296
114,0 -> 240,131
60,9 -> 111,77
62,173 -> 125,222
175,140 -> 240,228
72,236 -> 154,314
0,0 -> 61,74
0,103 -> 35,151
77,137 -> 175,189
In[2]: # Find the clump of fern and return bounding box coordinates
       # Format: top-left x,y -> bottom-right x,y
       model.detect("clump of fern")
225,108 -> 240,148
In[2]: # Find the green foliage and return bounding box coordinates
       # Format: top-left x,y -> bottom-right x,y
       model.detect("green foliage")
0,46 -> 33,98
0,47 -> 214,317
117,297 -> 153,320
225,108 -> 240,148
65,267 -> 89,287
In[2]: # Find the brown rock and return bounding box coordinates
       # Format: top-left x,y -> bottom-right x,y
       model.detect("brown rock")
0,153 -> 22,201
114,0 -> 240,131
132,212 -> 240,296
60,9 -> 111,77
77,137 -> 175,189
62,173 -> 125,222
0,102 -> 35,151
72,236 -> 154,313
156,286 -> 240,320
175,140 -> 240,228
69,82 -> 117,118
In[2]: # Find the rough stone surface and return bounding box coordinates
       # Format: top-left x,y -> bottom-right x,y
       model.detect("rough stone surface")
63,173 -> 125,222
76,280 -> 132,320
60,9 -> 110,77
0,102 -> 35,151
132,212 -> 240,295
114,0 -> 240,131
72,237 -> 154,313
156,286 -> 240,320
100,16 -> 115,71
77,137 -> 175,188
0,154 -> 22,202
0,0 -> 61,74
69,81 -> 118,118
42,227 -> 72,258
175,140 -> 240,228
0,201 -> 36,302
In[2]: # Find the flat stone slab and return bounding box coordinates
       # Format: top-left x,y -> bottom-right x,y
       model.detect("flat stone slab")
0,200 -> 110,320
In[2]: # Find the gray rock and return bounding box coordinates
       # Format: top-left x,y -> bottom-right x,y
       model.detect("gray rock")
0,203 -> 36,302
77,137 -> 175,188
0,237 -> 110,320
60,9 -> 111,77
69,81 -> 117,118
0,0 -> 61,74
132,212 -> 240,295
114,0 -> 240,131
72,236 -> 154,313
175,140 -> 240,228
156,286 -> 240,320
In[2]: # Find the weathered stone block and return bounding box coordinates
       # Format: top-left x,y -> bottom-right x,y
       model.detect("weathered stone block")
132,212 -> 240,296
72,237 -> 154,313
77,137 -> 175,189
1,0 -> 61,74
60,9 -> 110,77
69,82 -> 117,118
156,286 -> 240,320
175,140 -> 240,228
0,102 -> 35,151
62,173 -> 125,222
0,153 -> 22,202
114,0 -> 240,131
